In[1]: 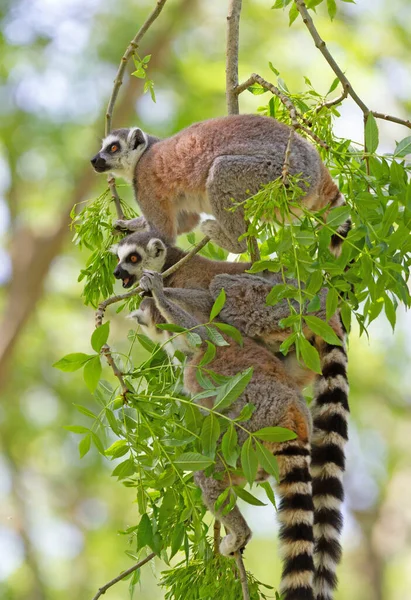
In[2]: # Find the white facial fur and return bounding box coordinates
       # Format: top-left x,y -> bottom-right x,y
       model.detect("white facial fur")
99,128 -> 148,182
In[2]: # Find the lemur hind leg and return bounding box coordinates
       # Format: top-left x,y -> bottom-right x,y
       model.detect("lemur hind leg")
202,155 -> 282,253
194,465 -> 252,556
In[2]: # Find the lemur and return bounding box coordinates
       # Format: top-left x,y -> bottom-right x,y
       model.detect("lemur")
134,269 -> 316,600
91,114 -> 350,254
113,230 -> 349,600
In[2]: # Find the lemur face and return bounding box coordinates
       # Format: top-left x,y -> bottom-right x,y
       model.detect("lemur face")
90,127 -> 148,181
112,236 -> 167,288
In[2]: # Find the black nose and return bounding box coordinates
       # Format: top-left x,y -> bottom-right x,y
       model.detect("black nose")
90,155 -> 107,172
113,265 -> 123,279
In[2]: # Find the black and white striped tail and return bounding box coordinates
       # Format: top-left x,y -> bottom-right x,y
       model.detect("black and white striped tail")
329,192 -> 351,256
310,336 -> 349,600
275,441 -> 315,600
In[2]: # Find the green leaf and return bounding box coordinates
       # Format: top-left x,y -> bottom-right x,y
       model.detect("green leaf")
255,441 -> 280,480
327,76 -> 340,95
234,486 -> 266,506
91,322 -> 110,353
79,434 -> 91,458
91,432 -> 105,455
394,136 -> 411,158
210,288 -> 226,321
83,356 -> 102,393
221,425 -> 239,468
205,326 -> 229,346
64,425 -> 90,434
289,2 -> 299,25
105,439 -> 129,458
111,458 -> 135,480
73,404 -> 97,419
326,206 -> 351,229
214,322 -> 243,346
259,481 -> 277,509
198,341 -> 216,366
137,514 -> 154,551
214,368 -> 253,411
327,0 -> 337,19
365,113 -> 379,153
156,323 -> 186,332
53,352 -> 92,372
235,403 -> 255,422
174,452 -> 214,471
215,488 -> 230,512
294,229 -> 315,246
201,414 -> 221,458
304,316 -> 342,346
384,295 -> 396,331
254,427 -> 297,443
326,287 -> 339,321
241,437 -> 258,486
306,295 -> 321,313
170,523 -> 184,559
299,336 -> 322,374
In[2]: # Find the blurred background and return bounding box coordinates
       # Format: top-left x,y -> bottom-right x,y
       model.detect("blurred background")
1,0 -> 411,598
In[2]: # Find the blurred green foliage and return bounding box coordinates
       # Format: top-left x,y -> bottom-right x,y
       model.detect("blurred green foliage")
1,1 -> 411,599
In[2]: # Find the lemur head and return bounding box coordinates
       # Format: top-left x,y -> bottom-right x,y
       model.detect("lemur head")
112,230 -> 168,288
91,128 -> 149,181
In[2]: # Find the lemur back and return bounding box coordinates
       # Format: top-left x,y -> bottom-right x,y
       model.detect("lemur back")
134,277 -> 316,600
92,115 -> 349,254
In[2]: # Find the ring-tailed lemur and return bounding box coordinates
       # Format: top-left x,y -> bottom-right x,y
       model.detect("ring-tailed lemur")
133,269 -> 316,600
114,231 -> 349,600
91,114 -> 350,254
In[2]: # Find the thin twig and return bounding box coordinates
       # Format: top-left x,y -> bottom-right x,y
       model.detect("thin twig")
226,0 -> 242,115
213,520 -> 221,555
105,0 -> 169,219
236,73 -> 329,149
101,344 -> 130,399
315,86 -> 349,114
105,0 -> 169,136
371,111 -> 411,129
234,552 -> 250,600
91,552 -> 156,600
95,236 -> 211,327
107,176 -> 125,221
294,0 -> 369,114
281,129 -> 294,186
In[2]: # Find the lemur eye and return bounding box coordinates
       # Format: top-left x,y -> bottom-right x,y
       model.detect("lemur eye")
110,144 -> 119,153
130,254 -> 139,263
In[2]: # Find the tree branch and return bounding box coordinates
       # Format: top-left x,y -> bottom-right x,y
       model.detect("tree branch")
226,0 -> 242,115
213,519 -> 221,555
236,73 -> 329,149
294,0 -> 411,131
234,552 -> 250,600
91,552 -> 156,600
105,0 -> 170,219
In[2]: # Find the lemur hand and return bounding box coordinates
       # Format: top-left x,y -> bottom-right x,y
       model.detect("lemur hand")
140,270 -> 163,295
114,216 -> 148,233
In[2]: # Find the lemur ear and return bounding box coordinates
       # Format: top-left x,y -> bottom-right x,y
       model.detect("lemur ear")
109,243 -> 119,255
128,128 -> 146,150
147,238 -> 166,258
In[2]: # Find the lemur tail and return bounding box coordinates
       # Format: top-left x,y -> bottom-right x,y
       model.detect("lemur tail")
310,333 -> 349,600
318,163 -> 351,257
274,440 -> 315,600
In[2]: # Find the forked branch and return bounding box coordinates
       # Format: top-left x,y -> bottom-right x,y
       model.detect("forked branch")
91,552 -> 156,600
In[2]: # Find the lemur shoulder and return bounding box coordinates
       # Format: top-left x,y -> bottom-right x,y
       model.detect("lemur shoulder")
92,114 -> 350,254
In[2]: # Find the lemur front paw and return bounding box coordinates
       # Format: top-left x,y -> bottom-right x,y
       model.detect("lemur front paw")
139,270 -> 163,295
114,216 -> 148,233
219,529 -> 252,557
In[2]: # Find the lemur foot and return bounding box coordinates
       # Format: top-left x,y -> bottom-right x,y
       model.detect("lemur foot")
200,219 -> 246,254
219,529 -> 252,557
114,216 -> 148,233
139,270 -> 163,295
